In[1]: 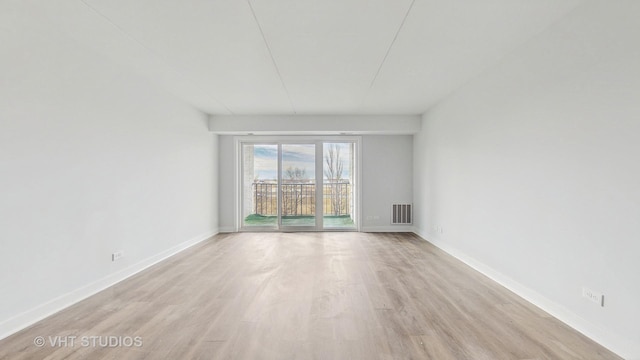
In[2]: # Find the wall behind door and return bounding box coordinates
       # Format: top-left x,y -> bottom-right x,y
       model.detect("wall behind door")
217,135 -> 413,232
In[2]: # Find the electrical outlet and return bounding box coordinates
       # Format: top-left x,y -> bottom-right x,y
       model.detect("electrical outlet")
112,252 -> 123,262
582,287 -> 604,307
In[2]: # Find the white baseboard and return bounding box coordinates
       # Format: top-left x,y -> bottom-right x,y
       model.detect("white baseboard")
412,227 -> 638,360
221,226 -> 414,233
362,225 -> 414,232
0,229 -> 218,341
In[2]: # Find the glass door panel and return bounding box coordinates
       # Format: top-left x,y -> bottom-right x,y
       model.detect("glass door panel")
280,144 -> 316,228
240,139 -> 358,232
242,144 -> 278,229
323,143 -> 356,229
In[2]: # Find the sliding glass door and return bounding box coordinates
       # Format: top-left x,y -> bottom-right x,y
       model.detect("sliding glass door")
241,143 -> 278,229
240,138 -> 358,231
281,143 -> 317,229
322,142 -> 355,229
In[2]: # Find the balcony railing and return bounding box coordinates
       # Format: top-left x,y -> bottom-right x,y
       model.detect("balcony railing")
252,181 -> 351,216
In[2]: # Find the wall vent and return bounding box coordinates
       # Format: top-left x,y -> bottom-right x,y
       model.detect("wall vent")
391,204 -> 412,225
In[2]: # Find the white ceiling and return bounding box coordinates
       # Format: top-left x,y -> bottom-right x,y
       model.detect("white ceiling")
4,0 -> 583,115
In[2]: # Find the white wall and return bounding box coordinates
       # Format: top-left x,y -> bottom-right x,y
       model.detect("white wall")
218,136 -> 237,232
218,135 -> 413,231
362,136 -> 413,231
0,10 -> 218,339
413,1 -> 640,358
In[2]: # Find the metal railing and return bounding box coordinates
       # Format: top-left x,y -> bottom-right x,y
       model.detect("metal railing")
252,181 -> 351,216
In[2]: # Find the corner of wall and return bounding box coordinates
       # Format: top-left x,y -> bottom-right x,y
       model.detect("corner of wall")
410,231 -> 639,360
0,229 -> 218,341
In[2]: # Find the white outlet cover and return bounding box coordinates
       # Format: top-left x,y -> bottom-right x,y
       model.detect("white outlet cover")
582,287 -> 604,307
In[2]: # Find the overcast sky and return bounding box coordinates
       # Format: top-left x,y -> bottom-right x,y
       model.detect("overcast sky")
251,143 -> 351,180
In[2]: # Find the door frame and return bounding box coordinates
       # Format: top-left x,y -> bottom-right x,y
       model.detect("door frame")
234,135 -> 362,232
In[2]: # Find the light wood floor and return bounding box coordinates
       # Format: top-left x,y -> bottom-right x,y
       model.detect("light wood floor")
0,232 -> 621,360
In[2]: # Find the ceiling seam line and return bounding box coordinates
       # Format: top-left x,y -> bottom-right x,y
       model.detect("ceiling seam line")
78,0 -> 235,115
246,0 -> 297,114
368,0 -> 416,89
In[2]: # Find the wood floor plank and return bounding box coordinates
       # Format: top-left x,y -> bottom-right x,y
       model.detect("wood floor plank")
0,232 -> 622,359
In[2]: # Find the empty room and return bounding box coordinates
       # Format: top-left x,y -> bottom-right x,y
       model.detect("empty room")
1,0 -> 639,359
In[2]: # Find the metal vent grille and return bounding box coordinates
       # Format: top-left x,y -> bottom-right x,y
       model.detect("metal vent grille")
392,204 -> 412,225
